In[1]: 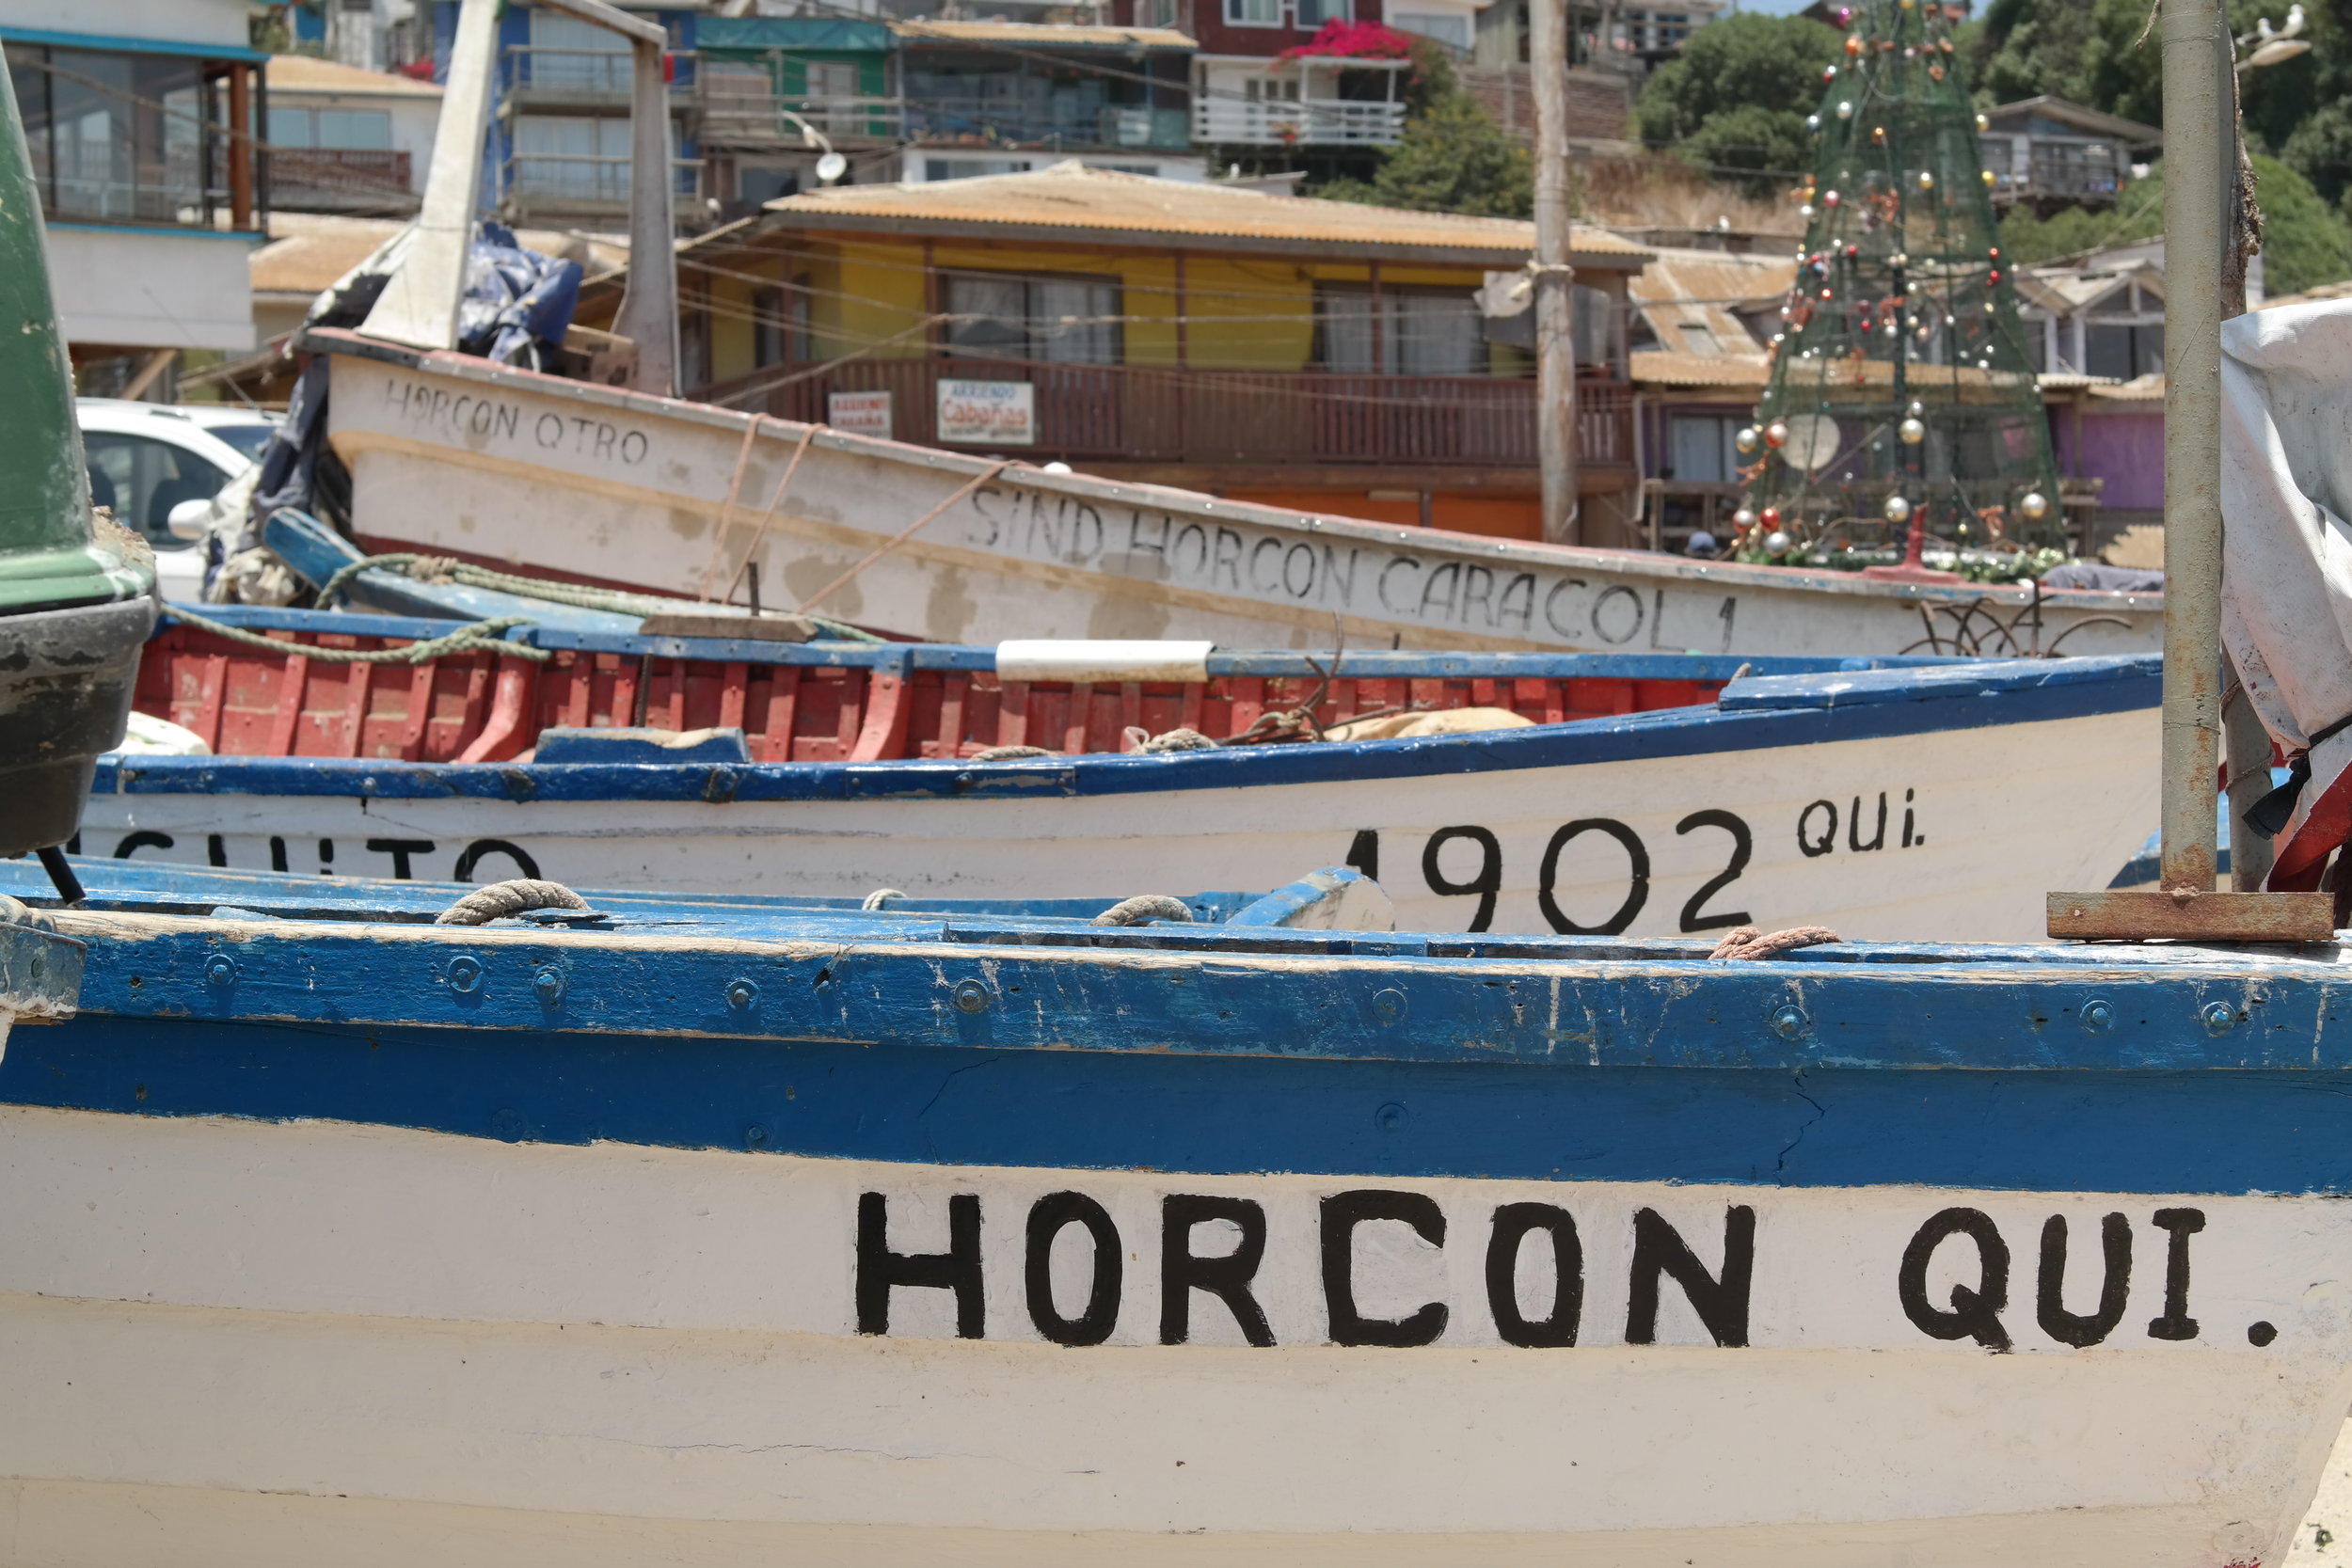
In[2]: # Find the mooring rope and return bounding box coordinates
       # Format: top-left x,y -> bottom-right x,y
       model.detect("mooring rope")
169,604 -> 550,664
1708,926 -> 1842,960
435,879 -> 592,926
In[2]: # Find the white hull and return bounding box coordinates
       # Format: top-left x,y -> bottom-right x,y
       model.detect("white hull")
80,706 -> 2158,942
2,1103 -> 2344,1567
316,338 -> 2165,660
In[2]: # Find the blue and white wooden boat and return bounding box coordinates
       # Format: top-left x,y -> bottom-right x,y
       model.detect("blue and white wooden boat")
87,597 -> 2162,943
2,857 -> 2349,1564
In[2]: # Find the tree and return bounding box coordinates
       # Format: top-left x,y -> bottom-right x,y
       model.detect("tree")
1737,0 -> 2064,562
1962,0 -> 2161,126
1995,157 -> 2350,296
2248,153 -> 2352,295
1364,92 -> 1534,217
1316,40 -> 1532,217
1635,12 -> 1845,189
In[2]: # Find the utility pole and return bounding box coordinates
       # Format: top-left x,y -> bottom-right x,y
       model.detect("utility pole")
1531,0 -> 1579,544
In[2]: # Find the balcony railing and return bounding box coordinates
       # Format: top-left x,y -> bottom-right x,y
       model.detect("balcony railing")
504,45 -> 634,103
694,355 -> 1634,472
905,100 -> 1191,151
696,87 -> 904,145
501,152 -> 704,215
1191,98 -> 1406,148
265,148 -> 416,212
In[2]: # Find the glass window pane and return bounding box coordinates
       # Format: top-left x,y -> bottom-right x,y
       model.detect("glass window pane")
1316,288 -> 1378,372
82,433 -> 230,546
267,105 -> 312,147
316,109 -> 391,150
1396,293 -> 1477,375
1034,277 -> 1120,364
1670,416 -> 1726,483
945,275 -> 1028,356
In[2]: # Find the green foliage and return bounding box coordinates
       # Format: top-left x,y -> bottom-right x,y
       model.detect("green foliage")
1364,91 -> 1534,217
1996,165 -> 2164,261
1680,103 -> 1820,194
2278,99 -> 2352,211
1314,47 -> 1532,218
1963,0 -> 2160,125
2248,152 -> 2352,295
1635,12 -> 1844,184
1994,156 -> 2351,296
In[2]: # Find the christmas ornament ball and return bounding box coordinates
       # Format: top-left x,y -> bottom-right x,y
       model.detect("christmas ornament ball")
1763,531 -> 1793,554
1836,99 -> 1853,119
1883,495 -> 1913,524
1822,190 -> 1840,207
1908,400 -> 1925,417
1976,112 -> 1990,131
1845,32 -> 1862,52
1732,506 -> 1758,531
1763,420 -> 1789,450
2019,491 -> 2050,520
1822,63 -> 1838,81
1899,417 -> 1926,444
1806,113 -> 1821,130
1981,168 -> 1995,186
1734,426 -> 1760,454
1915,169 -> 1935,191
1758,506 -> 1782,528
1800,203 -> 1816,217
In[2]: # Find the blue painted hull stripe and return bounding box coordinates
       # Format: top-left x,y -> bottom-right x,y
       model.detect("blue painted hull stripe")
101,659 -> 2159,802
10,1017 -> 2352,1196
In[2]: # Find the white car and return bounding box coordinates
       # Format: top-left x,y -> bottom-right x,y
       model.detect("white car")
76,399 -> 281,602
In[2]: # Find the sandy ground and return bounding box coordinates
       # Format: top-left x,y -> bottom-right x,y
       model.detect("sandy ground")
2291,1418 -> 2352,1565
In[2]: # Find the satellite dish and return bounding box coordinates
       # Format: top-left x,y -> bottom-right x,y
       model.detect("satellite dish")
816,150 -> 849,185
1777,413 -> 1841,472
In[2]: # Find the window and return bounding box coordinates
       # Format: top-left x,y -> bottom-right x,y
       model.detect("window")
528,11 -> 628,93
2088,322 -> 2163,379
923,156 -> 1033,181
1315,287 -> 1483,375
266,105 -> 393,150
8,44 -> 207,225
1677,324 -> 1720,355
1391,11 -> 1470,44
1225,0 -> 1283,26
945,272 -> 1122,364
1667,415 -> 1740,483
206,424 -> 278,461
82,433 -> 231,548
512,115 -> 630,200
1295,0 -> 1354,23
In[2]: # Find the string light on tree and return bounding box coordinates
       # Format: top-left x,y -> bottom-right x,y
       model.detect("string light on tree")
1731,0 -> 2063,579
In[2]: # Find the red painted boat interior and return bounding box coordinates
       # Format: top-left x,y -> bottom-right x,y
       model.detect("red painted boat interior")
135,623 -> 1725,765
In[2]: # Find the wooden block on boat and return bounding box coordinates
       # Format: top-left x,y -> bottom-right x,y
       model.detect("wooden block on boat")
2046,888 -> 2337,942
634,612 -> 819,643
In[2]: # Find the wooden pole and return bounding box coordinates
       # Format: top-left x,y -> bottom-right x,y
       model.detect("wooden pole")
226,63 -> 253,230
1530,0 -> 1578,544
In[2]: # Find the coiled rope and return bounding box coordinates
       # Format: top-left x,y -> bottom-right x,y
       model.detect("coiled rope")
1708,926 -> 1842,960
1091,895 -> 1195,927
436,879 -> 592,926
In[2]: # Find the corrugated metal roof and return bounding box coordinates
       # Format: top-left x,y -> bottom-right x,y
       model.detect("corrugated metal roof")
761,162 -> 1650,264
249,214 -> 614,296
1626,247 -> 1787,372
1631,351 -> 1769,388
892,21 -> 1197,48
267,55 -> 443,96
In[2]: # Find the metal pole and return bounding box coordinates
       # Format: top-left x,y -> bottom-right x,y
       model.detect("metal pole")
1530,0 -> 1578,545
2157,0 -> 2230,895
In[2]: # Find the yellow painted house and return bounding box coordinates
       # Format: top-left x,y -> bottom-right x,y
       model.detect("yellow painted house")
667,163 -> 1651,540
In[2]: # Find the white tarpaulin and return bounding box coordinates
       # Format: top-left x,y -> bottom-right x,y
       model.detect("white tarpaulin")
2220,298 -> 2352,889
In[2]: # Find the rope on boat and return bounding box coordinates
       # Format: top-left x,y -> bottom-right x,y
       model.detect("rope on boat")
1091,895 -> 1196,927
435,879 -> 592,926
862,888 -> 907,910
1130,726 -> 1216,752
168,604 -> 551,664
307,541 -> 881,643
971,745 -> 1056,761
1708,926 -> 1842,960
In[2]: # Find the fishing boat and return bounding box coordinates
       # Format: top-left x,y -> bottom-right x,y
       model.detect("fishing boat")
236,0 -> 2169,662
5,851 -> 2352,1565
93,568 -> 2161,940
13,0 -> 2352,1561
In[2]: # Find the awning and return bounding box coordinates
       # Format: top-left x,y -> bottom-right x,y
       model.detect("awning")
0,25 -> 270,64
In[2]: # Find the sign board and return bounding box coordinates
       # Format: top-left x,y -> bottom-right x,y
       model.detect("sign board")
827,389 -> 892,439
937,379 -> 1035,447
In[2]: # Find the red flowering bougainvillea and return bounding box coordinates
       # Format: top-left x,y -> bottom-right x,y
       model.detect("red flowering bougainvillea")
1276,19 -> 1415,60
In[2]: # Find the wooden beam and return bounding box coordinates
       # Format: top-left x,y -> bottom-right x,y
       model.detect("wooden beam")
2046,889 -> 2335,943
226,64 -> 253,230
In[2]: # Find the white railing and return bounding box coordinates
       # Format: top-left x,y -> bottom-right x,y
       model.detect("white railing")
1191,98 -> 1405,147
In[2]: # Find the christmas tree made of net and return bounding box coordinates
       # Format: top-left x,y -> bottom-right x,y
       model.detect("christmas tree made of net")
1732,0 -> 2062,567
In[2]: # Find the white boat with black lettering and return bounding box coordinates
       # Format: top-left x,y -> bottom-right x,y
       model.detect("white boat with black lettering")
94,580 -> 2161,942
246,0 -> 2166,663
7,855 -> 2352,1567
